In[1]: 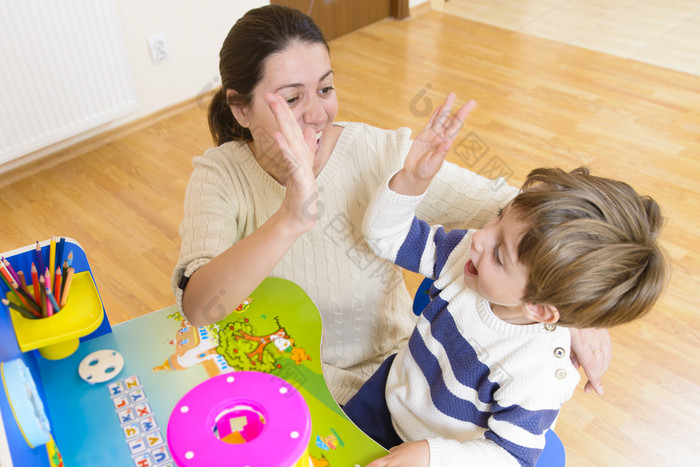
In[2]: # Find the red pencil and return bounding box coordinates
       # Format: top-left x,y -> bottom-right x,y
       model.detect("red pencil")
54,267 -> 62,306
0,264 -> 13,285
31,263 -> 41,304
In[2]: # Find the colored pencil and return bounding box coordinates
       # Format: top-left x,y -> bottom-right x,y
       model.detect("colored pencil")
61,260 -> 68,297
34,241 -> 46,276
31,264 -> 41,304
0,264 -> 15,288
40,288 -> 47,317
0,272 -> 24,313
0,269 -> 39,316
2,298 -> 38,320
0,263 -> 13,285
17,270 -> 30,296
45,288 -> 60,312
12,279 -> 42,312
9,280 -> 42,318
49,235 -> 56,285
44,268 -> 53,316
60,267 -> 74,308
56,237 -> 65,277
1,258 -> 20,284
54,266 -> 62,304
66,250 -> 73,268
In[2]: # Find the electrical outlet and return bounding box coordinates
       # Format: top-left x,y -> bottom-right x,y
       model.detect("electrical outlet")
148,33 -> 168,65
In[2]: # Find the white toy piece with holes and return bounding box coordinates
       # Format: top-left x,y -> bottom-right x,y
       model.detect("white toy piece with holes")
78,349 -> 124,384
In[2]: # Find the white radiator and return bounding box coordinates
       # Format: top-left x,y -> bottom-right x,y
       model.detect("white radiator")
0,0 -> 139,165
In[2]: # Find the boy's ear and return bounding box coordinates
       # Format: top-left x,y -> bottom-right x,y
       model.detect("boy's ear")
522,303 -> 560,324
226,89 -> 250,128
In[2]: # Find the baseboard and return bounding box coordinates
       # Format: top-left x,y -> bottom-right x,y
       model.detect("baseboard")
0,91 -> 216,188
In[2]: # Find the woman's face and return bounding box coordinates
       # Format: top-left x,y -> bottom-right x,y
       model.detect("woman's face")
230,42 -> 338,177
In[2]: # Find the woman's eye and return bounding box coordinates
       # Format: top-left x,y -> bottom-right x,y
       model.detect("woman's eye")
320,86 -> 334,95
285,96 -> 299,105
493,245 -> 502,266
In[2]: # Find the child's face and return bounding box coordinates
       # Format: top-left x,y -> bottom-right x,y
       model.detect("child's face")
464,204 -> 530,310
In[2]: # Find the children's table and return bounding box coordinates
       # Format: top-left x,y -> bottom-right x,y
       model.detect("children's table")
0,239 -> 386,466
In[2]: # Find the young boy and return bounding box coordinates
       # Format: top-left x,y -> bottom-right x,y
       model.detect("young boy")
343,106 -> 667,466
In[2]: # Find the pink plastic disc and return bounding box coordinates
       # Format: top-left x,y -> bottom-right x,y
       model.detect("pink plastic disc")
167,371 -> 311,466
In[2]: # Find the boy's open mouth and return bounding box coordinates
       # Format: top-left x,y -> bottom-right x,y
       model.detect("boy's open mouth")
465,259 -> 478,277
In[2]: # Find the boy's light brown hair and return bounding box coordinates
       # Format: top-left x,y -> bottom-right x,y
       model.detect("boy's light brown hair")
511,167 -> 668,328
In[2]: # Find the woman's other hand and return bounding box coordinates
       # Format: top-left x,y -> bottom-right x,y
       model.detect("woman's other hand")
570,327 -> 612,395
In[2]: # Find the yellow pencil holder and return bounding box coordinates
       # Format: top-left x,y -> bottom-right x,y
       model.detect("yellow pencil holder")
6,271 -> 104,360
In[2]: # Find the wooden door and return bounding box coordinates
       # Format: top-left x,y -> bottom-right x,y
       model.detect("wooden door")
271,0 -> 409,40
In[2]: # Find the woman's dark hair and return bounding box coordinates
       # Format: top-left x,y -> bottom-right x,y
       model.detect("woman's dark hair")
208,5 -> 328,145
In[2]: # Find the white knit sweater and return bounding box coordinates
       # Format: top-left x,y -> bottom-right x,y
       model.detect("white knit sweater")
173,122 -> 517,404
363,182 -> 580,466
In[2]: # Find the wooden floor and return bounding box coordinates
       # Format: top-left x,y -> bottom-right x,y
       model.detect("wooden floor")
1,10 -> 698,467
434,0 -> 700,76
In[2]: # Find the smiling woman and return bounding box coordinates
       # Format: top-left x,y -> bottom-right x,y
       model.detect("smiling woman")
226,43 -> 341,181
171,4 -> 611,407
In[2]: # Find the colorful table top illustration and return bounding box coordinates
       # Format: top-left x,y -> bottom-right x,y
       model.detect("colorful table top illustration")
33,277 -> 387,466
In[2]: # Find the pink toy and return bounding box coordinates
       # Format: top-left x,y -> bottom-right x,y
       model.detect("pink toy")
167,371 -> 311,466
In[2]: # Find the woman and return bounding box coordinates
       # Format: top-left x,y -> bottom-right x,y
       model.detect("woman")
172,5 -> 610,405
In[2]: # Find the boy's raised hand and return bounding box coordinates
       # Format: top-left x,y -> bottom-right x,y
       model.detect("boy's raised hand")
390,93 -> 476,196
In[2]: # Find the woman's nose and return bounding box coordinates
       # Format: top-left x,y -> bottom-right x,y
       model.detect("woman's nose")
303,97 -> 325,125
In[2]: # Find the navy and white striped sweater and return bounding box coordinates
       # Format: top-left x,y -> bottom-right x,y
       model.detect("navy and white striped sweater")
363,179 -> 579,467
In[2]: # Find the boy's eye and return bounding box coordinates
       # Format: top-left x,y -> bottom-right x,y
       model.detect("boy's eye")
493,245 -> 503,266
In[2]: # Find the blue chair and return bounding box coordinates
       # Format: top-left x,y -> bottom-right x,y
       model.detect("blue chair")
412,277 -> 565,466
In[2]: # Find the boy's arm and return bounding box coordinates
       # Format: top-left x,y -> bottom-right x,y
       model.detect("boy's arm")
420,403 -> 563,467
389,94 -> 476,197
362,94 -> 475,276
363,176 -> 470,278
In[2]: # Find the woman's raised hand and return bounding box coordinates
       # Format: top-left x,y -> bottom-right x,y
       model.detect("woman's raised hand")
391,93 -> 476,196
264,92 -> 319,231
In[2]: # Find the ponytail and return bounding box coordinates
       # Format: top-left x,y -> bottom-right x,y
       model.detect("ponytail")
207,88 -> 252,146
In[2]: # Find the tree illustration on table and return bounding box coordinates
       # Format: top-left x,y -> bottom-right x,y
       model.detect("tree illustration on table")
217,318 -> 291,373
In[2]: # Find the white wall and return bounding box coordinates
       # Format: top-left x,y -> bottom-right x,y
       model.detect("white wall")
1,0 -> 432,173
1,0 -> 266,173
115,0 -> 266,126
